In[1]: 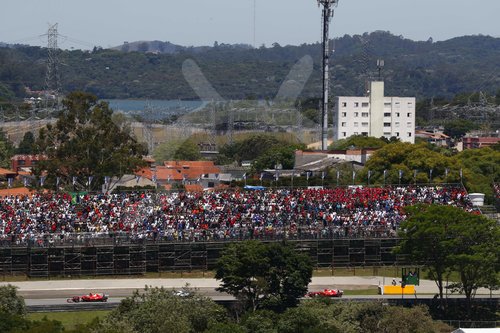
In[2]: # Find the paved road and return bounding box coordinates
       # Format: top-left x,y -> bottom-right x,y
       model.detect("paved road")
2,276 -> 498,308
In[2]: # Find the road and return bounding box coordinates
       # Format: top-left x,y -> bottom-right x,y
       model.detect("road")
1,276 -> 498,309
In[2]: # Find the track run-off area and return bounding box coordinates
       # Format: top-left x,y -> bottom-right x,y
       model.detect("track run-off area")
2,276 -> 498,311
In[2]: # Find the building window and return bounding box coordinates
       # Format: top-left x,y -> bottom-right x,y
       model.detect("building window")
384,112 -> 391,117
362,102 -> 369,107
395,122 -> 400,127
407,122 -> 412,126
384,132 -> 391,136
341,112 -> 347,117
396,112 -> 400,117
354,112 -> 359,117
362,112 -> 369,117
342,102 -> 347,107
384,122 -> 391,127
384,102 -> 391,107
408,102 -> 413,106
408,132 -> 412,137
407,112 -> 412,117
396,132 -> 400,137
354,102 -> 359,107
18,160 -> 26,166
342,132 -> 347,137
341,122 -> 346,127
362,122 -> 369,127
354,122 -> 359,127
361,132 -> 368,136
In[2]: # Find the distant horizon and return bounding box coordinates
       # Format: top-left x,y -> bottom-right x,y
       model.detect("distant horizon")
1,31 -> 498,51
1,0 -> 499,51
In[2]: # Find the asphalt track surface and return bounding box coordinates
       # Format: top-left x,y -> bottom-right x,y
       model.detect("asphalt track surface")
2,276 -> 498,309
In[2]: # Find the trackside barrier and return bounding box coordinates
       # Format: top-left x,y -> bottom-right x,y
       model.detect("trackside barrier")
382,285 -> 415,295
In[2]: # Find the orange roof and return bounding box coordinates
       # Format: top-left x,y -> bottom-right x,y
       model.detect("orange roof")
135,167 -> 153,179
134,161 -> 221,182
184,184 -> 203,192
155,167 -> 183,181
0,168 -> 17,176
0,187 -> 37,197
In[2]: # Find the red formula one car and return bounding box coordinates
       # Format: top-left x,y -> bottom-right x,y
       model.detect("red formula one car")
67,293 -> 109,303
306,288 -> 343,298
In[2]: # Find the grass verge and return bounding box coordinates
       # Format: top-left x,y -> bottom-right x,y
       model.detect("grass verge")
28,310 -> 110,330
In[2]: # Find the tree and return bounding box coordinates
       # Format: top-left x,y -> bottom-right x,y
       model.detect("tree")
396,204 -> 499,313
455,147 -> 500,201
0,129 -> 15,169
152,139 -> 184,163
219,134 -> 301,165
172,138 -> 201,161
0,285 -> 26,316
103,286 -> 227,333
443,119 -> 477,139
252,144 -> 305,172
363,142 -> 458,185
17,131 -> 35,154
329,135 -> 388,150
215,241 -> 313,312
35,92 -> 147,191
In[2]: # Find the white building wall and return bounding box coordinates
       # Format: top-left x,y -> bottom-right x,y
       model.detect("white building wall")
333,83 -> 415,144
369,81 -> 384,138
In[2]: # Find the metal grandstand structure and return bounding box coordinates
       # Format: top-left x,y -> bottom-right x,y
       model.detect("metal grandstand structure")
0,238 -> 408,277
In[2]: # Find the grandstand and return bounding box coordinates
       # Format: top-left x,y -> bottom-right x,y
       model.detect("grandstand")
0,185 -> 479,276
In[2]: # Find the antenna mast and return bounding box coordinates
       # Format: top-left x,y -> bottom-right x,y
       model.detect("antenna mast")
317,0 -> 339,150
45,23 -> 61,108
253,0 -> 257,48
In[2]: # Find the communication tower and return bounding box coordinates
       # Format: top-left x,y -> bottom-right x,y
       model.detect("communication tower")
377,59 -> 385,81
317,0 -> 339,150
44,23 -> 61,107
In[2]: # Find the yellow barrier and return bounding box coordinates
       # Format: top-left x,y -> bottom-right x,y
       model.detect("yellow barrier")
382,285 -> 415,295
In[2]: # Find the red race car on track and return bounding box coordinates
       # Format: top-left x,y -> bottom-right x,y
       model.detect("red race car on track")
306,289 -> 343,298
67,293 -> 109,303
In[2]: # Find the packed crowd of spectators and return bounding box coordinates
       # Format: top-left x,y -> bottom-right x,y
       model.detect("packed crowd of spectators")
0,185 -> 472,246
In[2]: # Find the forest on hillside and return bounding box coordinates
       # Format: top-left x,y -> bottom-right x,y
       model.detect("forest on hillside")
0,31 -> 499,102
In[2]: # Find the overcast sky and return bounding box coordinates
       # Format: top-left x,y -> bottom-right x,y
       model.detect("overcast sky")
1,0 -> 499,49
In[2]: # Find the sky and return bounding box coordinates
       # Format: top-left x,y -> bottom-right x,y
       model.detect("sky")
1,0 -> 499,49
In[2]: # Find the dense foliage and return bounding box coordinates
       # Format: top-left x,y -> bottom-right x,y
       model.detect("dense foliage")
361,142 -> 500,201
215,241 -> 313,312
329,135 -> 391,150
397,205 -> 500,317
34,92 -> 147,190
217,133 -> 305,171
0,289 -> 454,333
1,32 -> 499,101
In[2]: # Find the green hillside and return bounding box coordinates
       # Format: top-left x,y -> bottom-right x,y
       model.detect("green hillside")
0,31 -> 499,101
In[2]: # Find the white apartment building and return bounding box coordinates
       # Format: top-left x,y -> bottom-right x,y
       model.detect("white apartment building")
333,81 -> 416,144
